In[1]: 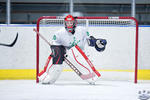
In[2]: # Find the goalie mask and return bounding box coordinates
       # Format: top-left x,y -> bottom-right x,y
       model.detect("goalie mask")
64,15 -> 77,34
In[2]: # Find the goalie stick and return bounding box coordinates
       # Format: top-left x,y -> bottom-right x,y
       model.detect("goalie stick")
33,28 -> 98,80
0,33 -> 18,47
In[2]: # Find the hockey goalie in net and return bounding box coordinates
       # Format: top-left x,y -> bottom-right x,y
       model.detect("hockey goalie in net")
38,15 -> 107,85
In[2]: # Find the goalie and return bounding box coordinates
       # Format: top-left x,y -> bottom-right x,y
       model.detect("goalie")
38,15 -> 107,84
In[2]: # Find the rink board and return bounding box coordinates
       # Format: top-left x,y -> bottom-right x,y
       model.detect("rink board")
0,69 -> 150,80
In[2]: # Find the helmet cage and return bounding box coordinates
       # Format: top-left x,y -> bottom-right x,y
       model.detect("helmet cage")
64,15 -> 77,33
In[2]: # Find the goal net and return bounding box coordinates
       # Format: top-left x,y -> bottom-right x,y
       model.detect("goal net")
36,16 -> 138,83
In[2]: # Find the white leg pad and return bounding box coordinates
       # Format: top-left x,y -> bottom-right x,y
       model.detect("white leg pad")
39,65 -> 63,84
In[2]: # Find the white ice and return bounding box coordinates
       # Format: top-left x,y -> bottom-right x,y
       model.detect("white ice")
0,80 -> 150,100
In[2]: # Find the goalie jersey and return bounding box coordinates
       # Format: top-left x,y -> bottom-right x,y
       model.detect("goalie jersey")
52,26 -> 89,50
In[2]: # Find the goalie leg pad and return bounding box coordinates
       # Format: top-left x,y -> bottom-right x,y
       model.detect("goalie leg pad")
38,65 -> 63,84
51,45 -> 66,64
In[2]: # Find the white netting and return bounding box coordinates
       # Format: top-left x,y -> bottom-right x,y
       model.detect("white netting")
40,18 -> 135,26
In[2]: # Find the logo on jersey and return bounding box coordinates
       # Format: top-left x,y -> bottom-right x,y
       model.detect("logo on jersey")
53,35 -> 57,40
69,37 -> 80,48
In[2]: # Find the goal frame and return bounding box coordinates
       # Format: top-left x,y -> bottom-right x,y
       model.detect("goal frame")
36,16 -> 139,83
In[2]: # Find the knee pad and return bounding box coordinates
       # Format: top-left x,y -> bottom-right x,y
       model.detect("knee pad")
51,45 -> 66,64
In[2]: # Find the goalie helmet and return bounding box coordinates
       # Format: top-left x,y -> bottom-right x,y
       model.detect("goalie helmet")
64,15 -> 77,34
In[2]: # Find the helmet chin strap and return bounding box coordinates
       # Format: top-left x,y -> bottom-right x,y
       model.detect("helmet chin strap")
65,26 -> 75,35
71,29 -> 75,34
68,28 -> 75,34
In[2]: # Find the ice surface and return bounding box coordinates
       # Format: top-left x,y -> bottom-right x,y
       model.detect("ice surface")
0,80 -> 150,100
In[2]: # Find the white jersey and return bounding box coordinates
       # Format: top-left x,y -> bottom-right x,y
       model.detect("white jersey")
52,26 -> 89,50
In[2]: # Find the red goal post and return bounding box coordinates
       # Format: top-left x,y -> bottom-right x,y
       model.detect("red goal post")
36,16 -> 139,83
